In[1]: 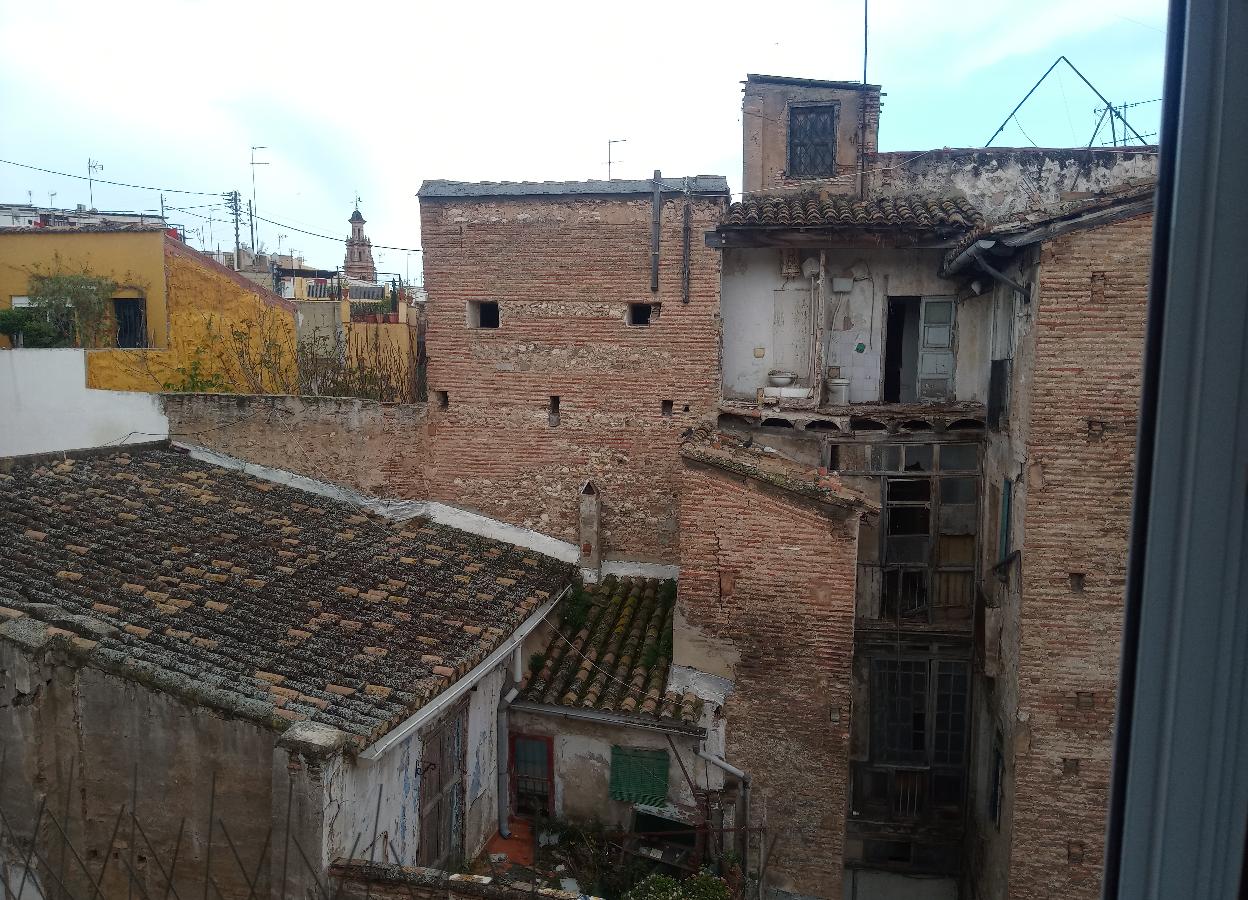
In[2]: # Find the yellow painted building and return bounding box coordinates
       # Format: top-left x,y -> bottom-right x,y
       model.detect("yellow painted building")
0,227 -> 297,393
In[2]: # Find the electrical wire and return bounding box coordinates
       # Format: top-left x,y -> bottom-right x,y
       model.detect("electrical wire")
0,158 -> 220,195
253,213 -> 421,253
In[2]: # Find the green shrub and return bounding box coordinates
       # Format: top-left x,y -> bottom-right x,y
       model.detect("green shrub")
624,872 -> 730,900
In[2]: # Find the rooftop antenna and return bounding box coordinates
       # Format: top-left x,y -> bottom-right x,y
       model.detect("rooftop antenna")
87,159 -> 103,209
607,139 -> 627,180
48,191 -> 57,209
27,190 -> 32,206
985,56 -> 1149,147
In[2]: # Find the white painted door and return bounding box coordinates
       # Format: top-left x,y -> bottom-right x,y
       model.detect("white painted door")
772,286 -> 813,381
917,297 -> 955,400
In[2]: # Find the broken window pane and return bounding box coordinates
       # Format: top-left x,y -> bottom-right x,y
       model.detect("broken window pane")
882,568 -> 928,619
933,662 -> 969,765
888,506 -> 930,535
888,478 -> 931,502
905,444 -> 933,472
940,476 -> 977,504
873,444 -> 901,472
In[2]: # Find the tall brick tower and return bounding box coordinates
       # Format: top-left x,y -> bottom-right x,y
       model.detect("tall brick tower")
343,205 -> 377,282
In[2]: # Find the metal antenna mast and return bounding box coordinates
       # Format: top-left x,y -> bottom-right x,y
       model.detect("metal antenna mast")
249,146 -> 268,252
87,159 -> 103,210
607,139 -> 627,180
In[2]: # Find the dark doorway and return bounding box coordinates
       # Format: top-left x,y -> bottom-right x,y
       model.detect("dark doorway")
884,296 -> 920,402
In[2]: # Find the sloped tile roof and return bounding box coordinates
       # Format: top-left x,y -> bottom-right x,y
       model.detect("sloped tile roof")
723,193 -> 984,232
0,447 -> 573,746
520,576 -> 703,727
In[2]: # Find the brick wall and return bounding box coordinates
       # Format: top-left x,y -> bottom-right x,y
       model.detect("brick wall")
162,393 -> 429,498
1005,213 -> 1152,898
676,459 -> 863,898
419,193 -> 725,563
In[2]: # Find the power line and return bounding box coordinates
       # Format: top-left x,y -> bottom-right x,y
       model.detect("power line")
0,157 -> 220,196
253,213 -> 421,253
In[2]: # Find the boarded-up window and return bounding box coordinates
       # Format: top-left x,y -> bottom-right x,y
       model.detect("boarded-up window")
609,747 -> 669,806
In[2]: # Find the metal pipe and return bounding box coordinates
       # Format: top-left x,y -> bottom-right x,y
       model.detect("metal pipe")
698,751 -> 751,874
650,170 -> 662,293
943,239 -> 996,276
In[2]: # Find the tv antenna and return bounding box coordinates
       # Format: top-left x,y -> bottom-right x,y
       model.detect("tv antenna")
607,139 -> 627,180
87,159 -> 103,209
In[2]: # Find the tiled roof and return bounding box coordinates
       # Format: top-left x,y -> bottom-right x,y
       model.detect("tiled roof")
0,447 -> 573,746
722,193 -> 984,232
520,576 -> 703,728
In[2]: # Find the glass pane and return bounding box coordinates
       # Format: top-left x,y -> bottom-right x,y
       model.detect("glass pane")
873,659 -> 929,764
940,444 -> 978,471
888,478 -> 931,502
924,300 -> 953,324
904,445 -> 933,472
873,445 -> 901,472
887,535 -> 930,563
940,476 -> 978,504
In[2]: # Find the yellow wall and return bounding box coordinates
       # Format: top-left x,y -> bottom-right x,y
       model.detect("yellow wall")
0,230 -> 297,393
87,242 -> 298,392
0,230 -> 169,350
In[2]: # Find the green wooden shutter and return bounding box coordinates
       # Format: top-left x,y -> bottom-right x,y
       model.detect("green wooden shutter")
609,747 -> 669,806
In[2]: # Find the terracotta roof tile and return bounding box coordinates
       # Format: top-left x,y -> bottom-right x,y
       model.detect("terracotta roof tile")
0,447 -> 573,742
521,576 -> 703,728
723,193 -> 984,232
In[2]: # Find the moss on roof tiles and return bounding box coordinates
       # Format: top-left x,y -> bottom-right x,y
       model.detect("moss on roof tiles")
0,447 -> 574,743
520,576 -> 702,728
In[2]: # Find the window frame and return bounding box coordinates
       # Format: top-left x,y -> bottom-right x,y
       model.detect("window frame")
786,101 -> 839,179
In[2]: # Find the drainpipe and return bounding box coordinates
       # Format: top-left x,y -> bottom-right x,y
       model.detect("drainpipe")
698,751 -> 751,875
496,646 -> 525,839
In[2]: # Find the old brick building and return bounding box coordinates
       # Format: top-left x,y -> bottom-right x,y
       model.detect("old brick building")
76,73 -> 1158,900
416,177 -> 729,565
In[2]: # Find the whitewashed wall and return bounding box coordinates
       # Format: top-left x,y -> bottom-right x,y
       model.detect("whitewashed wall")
0,350 -> 168,456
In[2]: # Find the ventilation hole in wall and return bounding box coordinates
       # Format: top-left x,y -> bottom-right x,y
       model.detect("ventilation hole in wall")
1062,757 -> 1081,776
661,400 -> 674,418
901,419 -> 933,432
627,302 -> 655,326
682,404 -> 690,413
1067,842 -> 1085,864
1069,573 -> 1086,593
435,391 -> 449,410
549,396 -> 561,427
467,300 -> 499,329
804,419 -> 840,431
849,416 -> 886,431
948,418 -> 986,431
1075,691 -> 1095,710
760,417 -> 794,429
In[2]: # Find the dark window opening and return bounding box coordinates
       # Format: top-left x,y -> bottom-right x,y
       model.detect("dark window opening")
113,298 -> 146,348
805,419 -> 840,431
881,568 -> 928,619
436,391 -> 449,410
864,839 -> 913,866
888,479 -> 931,503
1063,757 -> 1081,777
628,303 -> 654,326
988,359 -> 1012,429
939,444 -> 978,471
760,417 -> 794,428
549,396 -> 560,427
1070,572 -> 1086,593
661,400 -> 673,417
787,104 -> 838,178
468,300 -> 499,329
824,444 -> 840,471
849,416 -> 886,431
873,659 -> 929,764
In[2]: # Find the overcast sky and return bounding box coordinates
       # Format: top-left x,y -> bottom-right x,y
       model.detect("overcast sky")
0,0 -> 1168,279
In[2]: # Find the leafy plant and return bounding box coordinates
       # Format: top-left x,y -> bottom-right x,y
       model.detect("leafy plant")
26,258 -> 121,347
561,583 -> 593,633
163,348 -> 231,392
0,308 -> 63,347
528,652 -> 547,676
624,872 -> 731,900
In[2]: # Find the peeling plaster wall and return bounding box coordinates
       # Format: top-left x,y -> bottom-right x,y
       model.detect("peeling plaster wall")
325,662 -> 508,870
0,642 -> 278,900
505,710 -> 713,828
872,149 -> 1158,221
720,248 -> 987,404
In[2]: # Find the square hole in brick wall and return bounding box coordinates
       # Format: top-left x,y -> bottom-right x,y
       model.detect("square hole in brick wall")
549,396 -> 561,427
661,400 -> 673,417
1069,573 -> 1086,592
1063,757 -> 1081,776
1076,691 -> 1095,710
435,391 -> 449,410
1067,841 -> 1085,864
467,300 -> 499,329
628,303 -> 656,326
